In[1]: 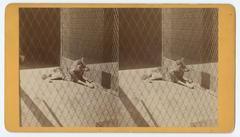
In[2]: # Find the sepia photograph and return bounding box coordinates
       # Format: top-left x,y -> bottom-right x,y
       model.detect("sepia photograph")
19,8 -> 218,127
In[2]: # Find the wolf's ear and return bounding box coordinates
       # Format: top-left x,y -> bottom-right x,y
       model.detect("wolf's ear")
80,57 -> 84,62
180,57 -> 184,62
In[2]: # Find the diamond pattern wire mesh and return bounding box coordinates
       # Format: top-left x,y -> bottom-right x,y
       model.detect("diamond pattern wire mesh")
20,8 -> 218,127
19,8 -> 61,68
118,8 -> 218,127
20,8 -> 135,127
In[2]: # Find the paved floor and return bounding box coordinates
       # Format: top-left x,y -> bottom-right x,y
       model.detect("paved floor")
119,68 -> 218,127
20,67 -> 218,127
20,67 -> 136,127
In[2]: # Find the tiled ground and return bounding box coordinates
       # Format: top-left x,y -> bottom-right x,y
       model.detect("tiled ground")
20,67 -> 136,127
20,67 -> 217,127
119,68 -> 218,127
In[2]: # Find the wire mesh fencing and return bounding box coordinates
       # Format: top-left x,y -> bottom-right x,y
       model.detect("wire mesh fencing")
19,8 -> 218,127
118,8 -> 218,127
19,8 -> 135,127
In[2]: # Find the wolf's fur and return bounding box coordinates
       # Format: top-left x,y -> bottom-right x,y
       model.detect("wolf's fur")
144,58 -> 194,88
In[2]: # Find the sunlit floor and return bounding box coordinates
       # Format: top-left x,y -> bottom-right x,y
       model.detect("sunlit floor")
20,67 -> 218,127
119,68 -> 218,127
20,67 -> 136,127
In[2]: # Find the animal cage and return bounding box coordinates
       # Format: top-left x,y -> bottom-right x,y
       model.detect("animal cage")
19,8 -> 218,127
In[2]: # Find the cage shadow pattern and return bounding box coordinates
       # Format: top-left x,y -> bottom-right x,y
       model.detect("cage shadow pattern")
119,8 -> 218,127
20,8 -> 218,127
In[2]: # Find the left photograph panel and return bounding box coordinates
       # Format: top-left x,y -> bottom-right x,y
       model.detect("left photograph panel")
19,8 -> 128,127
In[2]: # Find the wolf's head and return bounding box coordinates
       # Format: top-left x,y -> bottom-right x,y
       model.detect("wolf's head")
175,57 -> 188,72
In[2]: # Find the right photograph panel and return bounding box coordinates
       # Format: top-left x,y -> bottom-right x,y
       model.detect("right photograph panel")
119,8 -> 218,127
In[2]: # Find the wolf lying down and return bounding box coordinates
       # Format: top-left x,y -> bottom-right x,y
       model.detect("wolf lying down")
142,58 -> 195,89
41,57 -> 95,88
